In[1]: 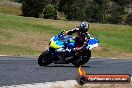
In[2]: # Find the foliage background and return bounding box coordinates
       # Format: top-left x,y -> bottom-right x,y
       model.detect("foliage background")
19,0 -> 132,25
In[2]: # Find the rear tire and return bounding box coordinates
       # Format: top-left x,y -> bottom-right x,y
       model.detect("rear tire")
38,50 -> 52,66
72,50 -> 91,67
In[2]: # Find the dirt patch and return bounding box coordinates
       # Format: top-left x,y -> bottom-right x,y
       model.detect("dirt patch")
120,53 -> 132,59
92,45 -> 132,59
94,45 -> 109,52
0,29 -> 50,52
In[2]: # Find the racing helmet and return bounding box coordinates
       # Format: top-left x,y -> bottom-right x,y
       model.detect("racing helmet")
79,22 -> 89,32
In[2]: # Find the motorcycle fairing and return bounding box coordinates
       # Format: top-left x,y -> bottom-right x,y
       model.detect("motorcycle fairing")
50,34 -> 99,50
50,35 -> 75,49
49,37 -> 63,49
87,38 -> 99,50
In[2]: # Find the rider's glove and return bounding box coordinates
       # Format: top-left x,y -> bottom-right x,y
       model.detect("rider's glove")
65,31 -> 68,35
73,48 -> 80,52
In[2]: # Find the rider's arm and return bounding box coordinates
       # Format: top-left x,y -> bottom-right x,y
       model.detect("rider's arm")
76,41 -> 89,51
65,28 -> 79,35
76,40 -> 88,50
86,32 -> 90,39
76,33 -> 90,50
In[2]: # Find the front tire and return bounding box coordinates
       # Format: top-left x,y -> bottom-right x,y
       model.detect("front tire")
38,50 -> 52,66
72,50 -> 91,67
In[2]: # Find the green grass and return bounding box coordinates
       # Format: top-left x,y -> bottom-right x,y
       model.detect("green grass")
0,13 -> 61,33
91,24 -> 132,52
89,24 -> 132,58
0,13 -> 132,58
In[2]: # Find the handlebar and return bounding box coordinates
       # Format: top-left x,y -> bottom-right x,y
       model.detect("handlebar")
60,30 -> 65,34
58,30 -> 66,38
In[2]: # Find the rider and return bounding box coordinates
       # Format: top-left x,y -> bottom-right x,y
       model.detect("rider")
56,22 -> 90,62
65,22 -> 90,51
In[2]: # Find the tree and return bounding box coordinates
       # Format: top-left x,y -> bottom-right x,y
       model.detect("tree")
74,0 -> 86,21
94,0 -> 110,23
22,0 -> 46,18
85,0 -> 100,22
85,0 -> 110,23
44,5 -> 57,19
107,2 -> 126,24
15,0 -> 24,3
58,0 -> 86,21
126,13 -> 132,25
21,0 -> 131,24
57,0 -> 75,20
110,0 -> 131,6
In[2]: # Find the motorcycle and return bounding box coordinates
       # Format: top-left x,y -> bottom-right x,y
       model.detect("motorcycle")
38,31 -> 99,67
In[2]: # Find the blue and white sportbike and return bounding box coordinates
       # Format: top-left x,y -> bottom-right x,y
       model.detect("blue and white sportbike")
38,31 -> 99,67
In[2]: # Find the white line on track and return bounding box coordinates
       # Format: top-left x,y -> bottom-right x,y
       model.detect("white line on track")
0,55 -> 7,56
1,80 -> 77,88
1,77 -> 132,88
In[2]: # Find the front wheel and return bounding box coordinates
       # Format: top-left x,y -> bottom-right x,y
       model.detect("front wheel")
72,50 -> 91,67
38,50 -> 53,66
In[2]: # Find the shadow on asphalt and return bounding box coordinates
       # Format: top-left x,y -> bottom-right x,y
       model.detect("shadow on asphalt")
45,65 -> 90,68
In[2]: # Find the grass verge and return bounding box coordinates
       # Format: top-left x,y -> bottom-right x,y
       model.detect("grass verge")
0,0 -> 21,15
0,13 -> 132,58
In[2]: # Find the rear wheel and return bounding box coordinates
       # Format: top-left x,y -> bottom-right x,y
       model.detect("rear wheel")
72,50 -> 91,67
38,50 -> 53,66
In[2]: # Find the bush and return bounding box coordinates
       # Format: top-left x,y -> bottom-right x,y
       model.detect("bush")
74,7 -> 86,21
43,5 -> 57,19
106,3 -> 124,24
15,0 -> 23,3
107,16 -> 122,24
126,13 -> 132,26
85,1 -> 101,23
22,0 -> 45,18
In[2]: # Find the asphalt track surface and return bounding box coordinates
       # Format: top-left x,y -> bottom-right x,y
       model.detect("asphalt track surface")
0,56 -> 132,86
